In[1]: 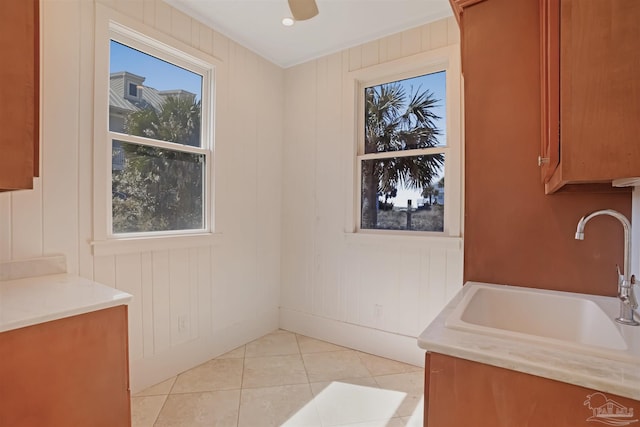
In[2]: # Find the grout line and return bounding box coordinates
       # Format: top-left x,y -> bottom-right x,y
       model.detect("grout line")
235,344 -> 246,427
294,332 -> 314,391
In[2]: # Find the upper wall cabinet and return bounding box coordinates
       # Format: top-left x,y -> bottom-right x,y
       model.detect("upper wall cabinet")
0,0 -> 39,191
540,0 -> 640,193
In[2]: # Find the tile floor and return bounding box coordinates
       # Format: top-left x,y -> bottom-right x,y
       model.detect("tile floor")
131,329 -> 425,427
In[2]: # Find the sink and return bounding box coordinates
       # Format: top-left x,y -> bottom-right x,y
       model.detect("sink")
445,284 -> 639,363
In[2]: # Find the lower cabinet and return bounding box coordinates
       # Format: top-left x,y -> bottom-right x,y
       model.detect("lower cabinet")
0,306 -> 131,427
424,352 -> 639,427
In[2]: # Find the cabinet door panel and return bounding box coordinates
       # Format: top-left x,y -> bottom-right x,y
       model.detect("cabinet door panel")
0,307 -> 131,427
424,353 -> 639,427
545,0 -> 640,192
539,0 -> 559,182
0,0 -> 38,190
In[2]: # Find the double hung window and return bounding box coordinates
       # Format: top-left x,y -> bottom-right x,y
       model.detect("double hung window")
358,70 -> 448,233
94,10 -> 215,248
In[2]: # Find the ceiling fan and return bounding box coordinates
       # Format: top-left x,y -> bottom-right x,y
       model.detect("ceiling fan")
288,0 -> 319,20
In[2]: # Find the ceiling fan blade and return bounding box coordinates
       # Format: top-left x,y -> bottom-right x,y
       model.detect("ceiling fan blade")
288,0 -> 318,21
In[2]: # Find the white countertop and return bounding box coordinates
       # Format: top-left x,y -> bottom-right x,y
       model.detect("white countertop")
418,281 -> 640,401
0,273 -> 132,333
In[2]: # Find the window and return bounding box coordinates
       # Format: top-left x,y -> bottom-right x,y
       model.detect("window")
350,48 -> 462,237
93,7 -> 216,249
108,39 -> 209,235
128,82 -> 138,97
359,71 -> 446,232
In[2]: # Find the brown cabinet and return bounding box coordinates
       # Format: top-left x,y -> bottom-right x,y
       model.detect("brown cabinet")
0,0 -> 39,191
0,306 -> 131,427
541,0 -> 640,193
424,352 -> 639,427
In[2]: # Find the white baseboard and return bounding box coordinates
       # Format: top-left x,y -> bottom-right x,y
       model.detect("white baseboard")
279,307 -> 426,367
129,308 -> 279,393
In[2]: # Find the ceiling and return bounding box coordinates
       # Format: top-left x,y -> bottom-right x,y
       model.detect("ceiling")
164,0 -> 453,68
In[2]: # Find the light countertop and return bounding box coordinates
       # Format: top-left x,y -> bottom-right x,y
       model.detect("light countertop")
0,273 -> 132,333
418,281 -> 640,400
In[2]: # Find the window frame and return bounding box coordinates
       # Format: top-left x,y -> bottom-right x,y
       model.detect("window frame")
92,5 -> 220,255
346,46 -> 462,239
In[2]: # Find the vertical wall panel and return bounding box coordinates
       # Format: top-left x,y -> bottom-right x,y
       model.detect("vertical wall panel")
199,24 -> 213,55
168,248 -> 190,346
94,255 -> 116,287
447,17 -> 460,44
170,8 -> 191,45
255,58 -> 284,311
394,249 -> 423,335
116,253 -> 144,360
77,0 -> 96,280
426,249 -> 447,325
401,27 -> 422,57
41,0 -> 80,275
0,195 -> 11,261
152,250 -> 171,354
154,0 -> 171,30
196,246 -> 212,338
142,0 -> 155,26
384,33 -> 403,62
349,46 -> 362,71
342,248 -> 361,325
361,41 -> 379,68
429,19 -> 449,49
140,252 -> 155,358
120,0 -> 143,17
317,52 -> 345,320
421,26 -> 432,52
188,247 -> 200,341
281,60 -> 317,314
213,32 -> 230,62
11,179 -> 43,260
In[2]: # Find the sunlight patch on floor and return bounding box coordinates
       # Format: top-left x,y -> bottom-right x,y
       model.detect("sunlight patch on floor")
283,381 -> 406,426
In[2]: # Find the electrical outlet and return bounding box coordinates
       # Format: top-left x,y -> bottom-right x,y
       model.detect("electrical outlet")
178,315 -> 188,333
374,304 -> 383,319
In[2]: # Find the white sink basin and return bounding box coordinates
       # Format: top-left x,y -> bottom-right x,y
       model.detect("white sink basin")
445,284 -> 639,363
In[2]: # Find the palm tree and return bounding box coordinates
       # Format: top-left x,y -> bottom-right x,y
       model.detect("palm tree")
112,96 -> 203,233
361,82 -> 444,228
422,183 -> 440,206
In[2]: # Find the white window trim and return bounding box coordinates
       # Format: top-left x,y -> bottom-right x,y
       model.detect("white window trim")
92,4 -> 221,256
343,45 -> 463,241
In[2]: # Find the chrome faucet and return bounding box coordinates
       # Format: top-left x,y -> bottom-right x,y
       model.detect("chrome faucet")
575,209 -> 639,326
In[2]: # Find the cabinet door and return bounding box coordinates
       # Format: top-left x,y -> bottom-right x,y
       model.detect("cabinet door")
0,307 -> 131,427
544,0 -> 640,192
424,353 -> 639,427
539,0 -> 559,182
0,0 -> 39,190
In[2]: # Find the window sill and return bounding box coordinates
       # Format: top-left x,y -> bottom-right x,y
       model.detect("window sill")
90,232 -> 224,256
344,231 -> 462,250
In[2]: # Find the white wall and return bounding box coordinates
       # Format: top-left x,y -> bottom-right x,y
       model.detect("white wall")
280,18 -> 463,366
0,0 -> 284,392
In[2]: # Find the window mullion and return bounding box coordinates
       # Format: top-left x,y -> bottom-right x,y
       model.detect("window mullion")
109,132 -> 208,155
358,147 -> 447,161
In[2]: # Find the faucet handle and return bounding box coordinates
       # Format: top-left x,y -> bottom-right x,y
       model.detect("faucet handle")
617,265 -> 626,287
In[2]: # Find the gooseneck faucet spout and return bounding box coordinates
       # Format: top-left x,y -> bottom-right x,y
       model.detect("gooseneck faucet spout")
575,209 -> 639,326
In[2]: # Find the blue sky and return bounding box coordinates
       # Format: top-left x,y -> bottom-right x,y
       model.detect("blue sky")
110,40 -> 202,99
395,70 -> 446,145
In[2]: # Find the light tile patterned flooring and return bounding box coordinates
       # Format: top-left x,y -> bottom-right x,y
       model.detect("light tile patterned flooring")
131,329 -> 425,427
